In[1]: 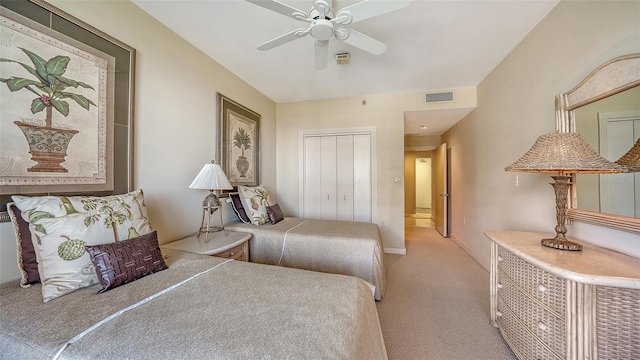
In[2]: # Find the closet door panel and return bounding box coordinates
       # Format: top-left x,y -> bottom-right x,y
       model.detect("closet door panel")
353,134 -> 372,222
304,137 -> 322,219
336,135 -> 354,221
320,136 -> 337,220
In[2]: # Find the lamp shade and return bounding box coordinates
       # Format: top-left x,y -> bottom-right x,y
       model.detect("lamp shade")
505,132 -> 626,174
616,138 -> 640,172
189,161 -> 233,190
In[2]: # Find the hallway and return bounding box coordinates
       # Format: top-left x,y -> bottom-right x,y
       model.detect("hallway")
376,222 -> 515,359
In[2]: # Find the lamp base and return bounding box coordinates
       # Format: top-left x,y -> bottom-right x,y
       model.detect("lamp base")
196,195 -> 224,241
541,236 -> 582,251
544,175 -> 582,251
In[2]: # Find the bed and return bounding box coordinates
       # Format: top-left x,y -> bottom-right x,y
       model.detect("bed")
225,217 -> 386,300
0,249 -> 387,360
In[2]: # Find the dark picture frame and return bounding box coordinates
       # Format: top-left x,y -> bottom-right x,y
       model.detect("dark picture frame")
0,0 -> 135,222
217,94 -> 260,189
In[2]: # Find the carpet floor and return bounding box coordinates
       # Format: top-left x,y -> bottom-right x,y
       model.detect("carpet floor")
376,225 -> 516,359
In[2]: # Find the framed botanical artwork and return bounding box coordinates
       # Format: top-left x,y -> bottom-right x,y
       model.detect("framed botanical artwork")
217,94 -> 260,188
0,0 -> 135,222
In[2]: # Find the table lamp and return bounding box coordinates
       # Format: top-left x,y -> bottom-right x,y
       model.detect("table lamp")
505,132 -> 625,251
189,160 -> 233,239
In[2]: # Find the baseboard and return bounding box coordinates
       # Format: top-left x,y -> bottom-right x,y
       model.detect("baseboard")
449,233 -> 489,272
384,247 -> 406,255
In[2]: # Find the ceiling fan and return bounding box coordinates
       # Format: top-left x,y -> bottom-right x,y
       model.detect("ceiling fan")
245,0 -> 413,70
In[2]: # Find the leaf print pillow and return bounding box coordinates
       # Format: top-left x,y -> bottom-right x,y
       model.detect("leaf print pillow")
237,185 -> 273,226
11,190 -> 152,302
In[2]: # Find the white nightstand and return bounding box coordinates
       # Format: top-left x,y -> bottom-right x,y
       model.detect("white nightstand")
162,230 -> 251,261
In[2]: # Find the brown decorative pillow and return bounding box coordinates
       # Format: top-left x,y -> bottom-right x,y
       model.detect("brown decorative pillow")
229,192 -> 251,223
85,231 -> 168,293
266,203 -> 284,225
7,202 -> 40,287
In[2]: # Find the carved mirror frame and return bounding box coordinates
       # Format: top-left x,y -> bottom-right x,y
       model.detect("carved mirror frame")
555,53 -> 640,234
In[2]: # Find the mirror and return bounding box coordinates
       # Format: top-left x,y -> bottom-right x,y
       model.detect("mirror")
574,86 -> 640,218
556,53 -> 640,234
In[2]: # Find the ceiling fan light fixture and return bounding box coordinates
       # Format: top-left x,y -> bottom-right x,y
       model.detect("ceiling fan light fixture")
310,19 -> 334,40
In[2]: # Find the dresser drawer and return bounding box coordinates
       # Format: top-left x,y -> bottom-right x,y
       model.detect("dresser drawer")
497,271 -> 566,357
497,246 -> 566,314
496,297 -> 561,360
213,243 -> 245,261
595,286 -> 640,359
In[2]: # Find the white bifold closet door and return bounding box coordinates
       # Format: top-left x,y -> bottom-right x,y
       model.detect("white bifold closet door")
303,134 -> 371,222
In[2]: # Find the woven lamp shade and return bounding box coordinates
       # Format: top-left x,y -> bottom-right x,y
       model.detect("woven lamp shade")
616,138 -> 640,172
505,132 -> 626,174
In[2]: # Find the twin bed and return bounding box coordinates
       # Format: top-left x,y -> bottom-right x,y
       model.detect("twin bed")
1,190 -> 388,358
226,217 -> 386,300
0,249 -> 387,359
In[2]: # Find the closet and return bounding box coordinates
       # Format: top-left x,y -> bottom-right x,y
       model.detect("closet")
302,133 -> 372,222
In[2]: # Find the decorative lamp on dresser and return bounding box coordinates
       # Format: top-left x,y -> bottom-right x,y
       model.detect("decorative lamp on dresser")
486,230 -> 640,360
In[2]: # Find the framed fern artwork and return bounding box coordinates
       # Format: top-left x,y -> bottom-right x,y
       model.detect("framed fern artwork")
0,0 -> 135,222
217,94 -> 260,188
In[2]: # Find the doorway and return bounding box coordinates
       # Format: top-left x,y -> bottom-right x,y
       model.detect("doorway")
404,151 -> 434,228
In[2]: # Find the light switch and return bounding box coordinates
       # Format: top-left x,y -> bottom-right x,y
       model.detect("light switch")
394,176 -> 402,183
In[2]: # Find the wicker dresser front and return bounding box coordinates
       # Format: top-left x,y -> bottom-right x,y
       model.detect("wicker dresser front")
495,247 -> 565,359
486,231 -> 640,360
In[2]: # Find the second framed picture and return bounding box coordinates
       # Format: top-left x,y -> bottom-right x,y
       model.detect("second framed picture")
217,94 -> 260,188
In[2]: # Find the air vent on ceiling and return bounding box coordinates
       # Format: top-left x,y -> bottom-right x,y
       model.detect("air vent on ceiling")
425,91 -> 454,103
336,53 -> 350,65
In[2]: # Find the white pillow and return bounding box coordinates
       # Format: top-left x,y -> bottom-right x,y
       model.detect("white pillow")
237,185 -> 273,226
12,190 -> 152,302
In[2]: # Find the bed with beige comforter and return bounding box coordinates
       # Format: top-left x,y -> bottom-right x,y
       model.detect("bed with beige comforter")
0,249 -> 387,360
225,217 -> 386,300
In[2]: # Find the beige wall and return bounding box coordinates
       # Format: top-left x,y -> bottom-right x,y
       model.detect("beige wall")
0,0 -> 277,282
442,0 -> 640,270
276,89 -> 476,251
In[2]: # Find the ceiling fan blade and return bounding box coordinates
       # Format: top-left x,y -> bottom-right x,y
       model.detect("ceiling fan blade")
336,0 -> 412,24
244,0 -> 309,22
313,0 -> 331,19
314,40 -> 329,70
257,29 -> 308,51
338,28 -> 386,55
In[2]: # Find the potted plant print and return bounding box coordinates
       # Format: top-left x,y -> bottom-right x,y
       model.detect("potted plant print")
0,47 -> 96,173
233,127 -> 252,177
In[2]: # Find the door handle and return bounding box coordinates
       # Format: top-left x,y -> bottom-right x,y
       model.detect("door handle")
439,193 -> 450,197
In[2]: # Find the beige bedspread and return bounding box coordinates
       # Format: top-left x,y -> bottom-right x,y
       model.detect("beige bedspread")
0,249 -> 387,360
226,218 -> 386,300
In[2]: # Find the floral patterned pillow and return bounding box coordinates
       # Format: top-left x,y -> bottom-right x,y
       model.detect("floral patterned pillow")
11,190 -> 152,302
237,185 -> 273,226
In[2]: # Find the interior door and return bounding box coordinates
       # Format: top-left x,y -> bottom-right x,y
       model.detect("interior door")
432,143 -> 449,237
336,135 -> 354,221
352,134 -> 372,222
303,136 -> 322,219
599,116 -> 640,217
320,136 -> 337,220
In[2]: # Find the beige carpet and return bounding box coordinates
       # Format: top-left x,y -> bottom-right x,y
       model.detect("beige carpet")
376,225 -> 516,359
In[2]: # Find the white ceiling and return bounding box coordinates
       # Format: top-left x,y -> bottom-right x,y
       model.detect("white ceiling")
132,0 -> 559,135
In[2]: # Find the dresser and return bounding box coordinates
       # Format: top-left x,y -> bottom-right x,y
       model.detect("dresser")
485,231 -> 640,360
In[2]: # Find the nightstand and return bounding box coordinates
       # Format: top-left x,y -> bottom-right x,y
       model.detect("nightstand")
162,230 -> 251,261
